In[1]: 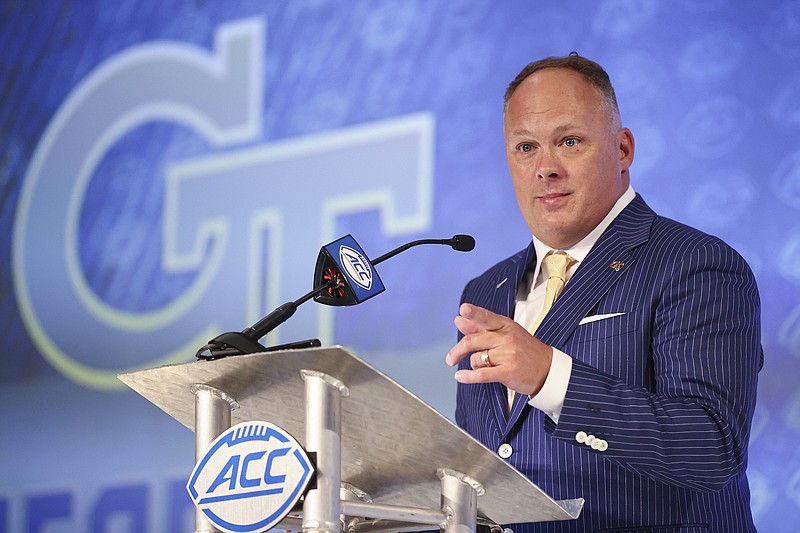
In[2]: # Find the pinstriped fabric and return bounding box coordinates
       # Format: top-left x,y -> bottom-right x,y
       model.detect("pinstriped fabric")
455,195 -> 761,532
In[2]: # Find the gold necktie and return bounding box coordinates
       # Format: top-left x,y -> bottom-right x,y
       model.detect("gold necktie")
529,251 -> 576,334
508,251 -> 575,409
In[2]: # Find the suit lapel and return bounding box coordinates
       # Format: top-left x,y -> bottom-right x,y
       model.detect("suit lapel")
480,243 -> 537,429
505,195 -> 655,432
481,243 -> 537,318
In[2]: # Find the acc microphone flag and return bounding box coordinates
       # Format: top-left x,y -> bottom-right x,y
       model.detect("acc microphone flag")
314,234 -> 385,306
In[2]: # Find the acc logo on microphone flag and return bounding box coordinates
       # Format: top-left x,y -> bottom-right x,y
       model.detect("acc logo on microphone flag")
320,234 -> 385,304
187,421 -> 314,533
339,245 -> 373,290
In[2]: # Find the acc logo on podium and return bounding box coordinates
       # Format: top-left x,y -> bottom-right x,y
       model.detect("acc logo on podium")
187,421 -> 314,533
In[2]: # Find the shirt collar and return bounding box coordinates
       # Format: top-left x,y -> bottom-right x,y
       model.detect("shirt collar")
530,185 -> 636,281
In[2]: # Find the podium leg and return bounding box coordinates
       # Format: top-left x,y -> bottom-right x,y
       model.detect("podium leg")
438,469 -> 483,533
192,384 -> 237,533
301,370 -> 350,533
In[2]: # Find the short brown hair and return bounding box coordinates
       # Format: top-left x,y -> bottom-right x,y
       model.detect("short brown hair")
504,54 -> 620,119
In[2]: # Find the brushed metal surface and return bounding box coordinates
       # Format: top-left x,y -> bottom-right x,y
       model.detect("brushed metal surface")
118,346 -> 582,525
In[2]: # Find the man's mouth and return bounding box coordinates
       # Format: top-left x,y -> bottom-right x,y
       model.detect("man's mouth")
538,192 -> 570,205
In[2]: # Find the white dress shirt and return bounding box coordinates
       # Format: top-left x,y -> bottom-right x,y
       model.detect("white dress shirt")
514,185 -> 636,422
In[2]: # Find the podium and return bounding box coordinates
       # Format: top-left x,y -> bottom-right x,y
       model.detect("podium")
119,346 -> 582,532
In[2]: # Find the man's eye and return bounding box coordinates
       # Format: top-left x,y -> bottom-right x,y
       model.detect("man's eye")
518,143 -> 533,152
564,138 -> 579,147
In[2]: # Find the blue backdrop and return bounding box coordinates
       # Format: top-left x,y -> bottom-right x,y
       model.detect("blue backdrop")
2,0 -> 799,531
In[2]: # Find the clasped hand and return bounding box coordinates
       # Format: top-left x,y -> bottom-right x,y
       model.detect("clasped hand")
445,303 -> 553,396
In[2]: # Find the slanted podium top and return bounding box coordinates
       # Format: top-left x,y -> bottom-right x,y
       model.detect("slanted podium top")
118,346 -> 582,525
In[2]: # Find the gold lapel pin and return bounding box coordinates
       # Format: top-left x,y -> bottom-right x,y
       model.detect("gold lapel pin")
609,261 -> 624,272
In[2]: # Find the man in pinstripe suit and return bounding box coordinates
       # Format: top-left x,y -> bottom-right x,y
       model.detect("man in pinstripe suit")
446,55 -> 762,532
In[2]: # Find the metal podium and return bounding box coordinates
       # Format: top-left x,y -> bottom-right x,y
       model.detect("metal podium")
119,346 -> 582,533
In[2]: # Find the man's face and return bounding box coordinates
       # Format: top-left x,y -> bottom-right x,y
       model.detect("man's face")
504,68 -> 634,249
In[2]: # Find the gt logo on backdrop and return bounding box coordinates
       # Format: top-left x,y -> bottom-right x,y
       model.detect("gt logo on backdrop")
12,17 -> 434,389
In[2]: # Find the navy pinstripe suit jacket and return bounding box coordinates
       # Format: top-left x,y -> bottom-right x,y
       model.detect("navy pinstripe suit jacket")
456,195 -> 762,532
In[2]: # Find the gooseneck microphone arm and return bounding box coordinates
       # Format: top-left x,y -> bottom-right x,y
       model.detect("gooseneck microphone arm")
240,279 -> 336,341
370,234 -> 475,265
243,234 -> 475,341
196,234 -> 475,359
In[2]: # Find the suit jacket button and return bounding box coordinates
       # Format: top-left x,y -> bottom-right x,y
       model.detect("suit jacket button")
498,443 -> 513,458
597,439 -> 608,452
575,431 -> 588,443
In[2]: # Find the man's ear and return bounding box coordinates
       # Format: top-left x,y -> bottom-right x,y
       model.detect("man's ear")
618,127 -> 635,170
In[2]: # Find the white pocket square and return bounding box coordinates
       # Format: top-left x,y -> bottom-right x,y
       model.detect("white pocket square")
579,312 -> 625,325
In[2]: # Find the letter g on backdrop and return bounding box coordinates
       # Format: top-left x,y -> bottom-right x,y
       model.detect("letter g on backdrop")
12,19 -> 265,389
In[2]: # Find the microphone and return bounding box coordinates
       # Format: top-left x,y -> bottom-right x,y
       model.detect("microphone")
450,234 -> 477,252
312,234 -> 475,307
196,233 -> 475,359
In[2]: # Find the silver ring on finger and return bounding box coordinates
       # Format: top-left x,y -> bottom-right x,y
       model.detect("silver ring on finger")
480,350 -> 491,367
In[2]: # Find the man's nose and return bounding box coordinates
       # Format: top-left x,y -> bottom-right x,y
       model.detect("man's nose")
535,148 -> 563,179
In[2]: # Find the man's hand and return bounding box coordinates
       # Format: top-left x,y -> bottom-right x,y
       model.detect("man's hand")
445,303 -> 554,396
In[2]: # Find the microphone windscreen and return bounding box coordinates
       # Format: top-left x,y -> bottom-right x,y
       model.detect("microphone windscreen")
452,234 -> 475,252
